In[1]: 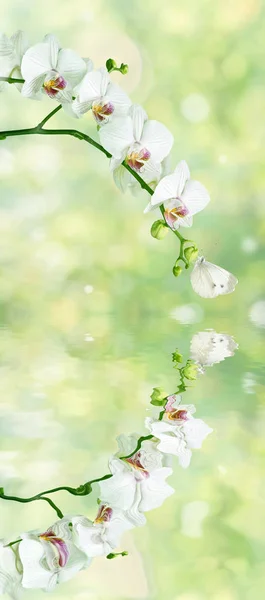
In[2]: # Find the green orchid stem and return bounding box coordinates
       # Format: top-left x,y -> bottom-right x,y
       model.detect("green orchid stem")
6,538 -> 22,547
0,82 -> 193,266
159,205 -> 190,267
120,434 -> 154,460
0,492 -> 63,519
0,76 -> 24,84
177,368 -> 188,393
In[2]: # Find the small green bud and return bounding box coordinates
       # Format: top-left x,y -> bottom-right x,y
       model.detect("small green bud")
173,264 -> 182,277
172,350 -> 183,364
120,63 -> 129,74
107,551 -> 128,559
150,387 -> 166,406
182,360 -> 198,381
106,58 -> 117,72
184,245 -> 198,263
151,219 -> 169,240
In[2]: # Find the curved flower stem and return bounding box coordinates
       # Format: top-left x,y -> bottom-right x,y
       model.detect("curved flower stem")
0,94 -> 194,264
120,434 -> 153,460
39,496 -> 64,518
0,439 -> 156,510
0,473 -> 113,504
6,538 -> 22,547
0,121 -> 190,262
37,104 -> 62,129
159,205 -> 190,267
0,492 -> 63,519
0,76 -> 24,84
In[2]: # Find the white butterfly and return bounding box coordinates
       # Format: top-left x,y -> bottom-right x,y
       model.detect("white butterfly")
190,257 -> 238,299
190,330 -> 238,369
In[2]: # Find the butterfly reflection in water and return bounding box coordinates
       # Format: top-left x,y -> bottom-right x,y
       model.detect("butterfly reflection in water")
190,330 -> 238,372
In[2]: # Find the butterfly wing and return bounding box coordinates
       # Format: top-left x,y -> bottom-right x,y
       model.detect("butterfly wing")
191,259 -> 238,298
190,331 -> 213,364
207,333 -> 238,364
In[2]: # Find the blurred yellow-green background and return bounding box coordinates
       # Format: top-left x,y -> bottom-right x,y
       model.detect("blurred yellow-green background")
1,0 -> 265,598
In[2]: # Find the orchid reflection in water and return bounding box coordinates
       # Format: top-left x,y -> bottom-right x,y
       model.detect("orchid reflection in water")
0,330 -> 237,597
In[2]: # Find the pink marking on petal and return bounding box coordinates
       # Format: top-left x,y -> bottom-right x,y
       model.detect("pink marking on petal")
92,101 -> 115,123
39,529 -> 69,568
126,451 -> 150,478
167,408 -> 189,422
165,395 -> 178,412
95,504 -> 113,523
164,199 -> 189,229
43,73 -> 67,98
126,147 -> 151,172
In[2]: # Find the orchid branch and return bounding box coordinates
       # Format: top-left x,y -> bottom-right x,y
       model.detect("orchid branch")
0,491 -> 64,519
0,76 -> 24,84
0,78 -> 196,269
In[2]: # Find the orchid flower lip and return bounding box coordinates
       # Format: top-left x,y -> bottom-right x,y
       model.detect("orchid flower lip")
39,529 -> 69,568
125,451 -> 150,478
94,504 -> 113,523
92,99 -> 115,123
43,71 -> 67,97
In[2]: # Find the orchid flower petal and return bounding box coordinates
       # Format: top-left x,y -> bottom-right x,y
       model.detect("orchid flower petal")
149,172 -> 181,208
21,74 -> 46,98
113,164 -> 132,192
173,160 -> 191,195
99,469 -> 136,510
19,538 -> 53,590
72,98 -> 92,117
0,541 -> 22,599
181,180 -> 210,215
99,116 -> 134,159
130,104 -> 148,142
106,82 -> 131,115
21,42 -> 54,80
183,418 -> 213,449
139,467 -> 174,512
78,69 -> 107,103
140,120 -> 173,163
53,86 -> 73,104
56,48 -> 86,85
10,30 -> 28,62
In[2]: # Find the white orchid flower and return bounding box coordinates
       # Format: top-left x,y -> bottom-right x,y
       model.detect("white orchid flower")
145,395 -> 213,468
99,434 -> 174,527
99,104 -> 174,180
0,540 -> 22,599
18,518 -> 89,591
0,30 -> 29,92
72,505 -> 133,558
144,160 -> 210,230
21,34 -> 87,102
72,67 -> 131,123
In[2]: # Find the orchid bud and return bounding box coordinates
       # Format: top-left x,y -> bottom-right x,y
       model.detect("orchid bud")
184,245 -> 198,263
182,360 -> 198,380
106,58 -> 117,72
172,350 -> 183,364
150,387 -> 166,406
151,219 -> 169,240
173,264 -> 182,277
120,63 -> 129,74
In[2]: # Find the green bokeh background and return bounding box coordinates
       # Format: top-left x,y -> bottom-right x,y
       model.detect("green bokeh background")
1,1 -> 265,598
